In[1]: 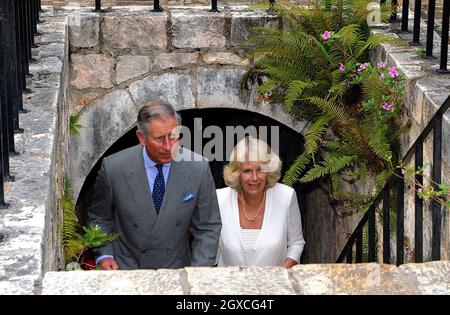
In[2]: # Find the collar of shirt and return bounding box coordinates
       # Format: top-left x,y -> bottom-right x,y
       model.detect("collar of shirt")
142,147 -> 172,170
142,147 -> 171,190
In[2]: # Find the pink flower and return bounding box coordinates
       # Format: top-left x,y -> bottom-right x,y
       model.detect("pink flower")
389,66 -> 399,78
401,168 -> 405,175
358,62 -> 369,72
339,63 -> 346,72
321,31 -> 331,40
377,62 -> 385,68
417,188 -> 423,193
382,102 -> 393,111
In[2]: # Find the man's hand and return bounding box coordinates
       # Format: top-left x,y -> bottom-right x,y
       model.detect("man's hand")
98,257 -> 119,270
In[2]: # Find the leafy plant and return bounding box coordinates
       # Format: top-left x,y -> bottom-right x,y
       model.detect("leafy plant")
243,0 -> 407,208
396,163 -> 450,209
58,178 -> 118,270
64,225 -> 119,270
416,48 -> 426,58
69,113 -> 84,136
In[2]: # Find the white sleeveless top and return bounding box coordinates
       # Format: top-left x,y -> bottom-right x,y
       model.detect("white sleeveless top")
240,228 -> 261,251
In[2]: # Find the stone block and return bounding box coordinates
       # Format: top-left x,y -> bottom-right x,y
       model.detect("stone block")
249,96 -> 306,133
116,55 -> 151,84
29,57 -> 63,76
30,74 -> 61,90
197,68 -> 249,109
290,263 -> 415,294
35,43 -> 65,60
71,54 -> 114,89
0,276 -> 40,295
231,12 -> 279,46
102,14 -> 167,49
69,14 -> 100,48
70,90 -> 137,197
41,269 -> 187,295
128,73 -> 195,112
202,52 -> 248,66
399,262 -> 450,295
154,53 -> 199,70
37,22 -> 66,34
186,267 -> 295,295
38,32 -> 66,44
69,90 -> 102,112
171,12 -> 226,49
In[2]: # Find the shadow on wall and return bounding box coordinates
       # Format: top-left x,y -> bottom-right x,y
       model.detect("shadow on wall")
76,108 -> 342,264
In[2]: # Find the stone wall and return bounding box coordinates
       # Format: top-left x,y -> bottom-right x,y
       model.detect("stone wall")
44,0 -> 272,8
39,14 -> 72,274
41,262 -> 450,294
65,7 -> 362,264
66,7 -> 304,202
0,8 -> 69,294
65,6 -> 449,264
371,21 -> 450,261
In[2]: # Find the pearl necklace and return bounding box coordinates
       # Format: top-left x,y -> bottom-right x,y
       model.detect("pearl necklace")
240,190 -> 266,221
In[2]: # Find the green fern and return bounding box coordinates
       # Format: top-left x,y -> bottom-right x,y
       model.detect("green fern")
70,113 -> 84,136
246,0 -> 406,206
300,154 -> 357,183
303,115 -> 330,155
58,178 -> 79,246
282,153 -> 312,187
58,177 -> 119,267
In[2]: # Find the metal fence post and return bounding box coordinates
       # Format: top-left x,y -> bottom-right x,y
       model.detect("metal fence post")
425,0 -> 436,58
438,0 -> 450,73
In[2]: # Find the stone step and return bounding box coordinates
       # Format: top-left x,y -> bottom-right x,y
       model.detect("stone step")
114,0 -> 153,5
40,263 -> 450,294
411,3 -> 448,41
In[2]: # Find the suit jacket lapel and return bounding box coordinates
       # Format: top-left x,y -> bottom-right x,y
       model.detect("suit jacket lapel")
123,145 -> 157,231
151,156 -> 188,236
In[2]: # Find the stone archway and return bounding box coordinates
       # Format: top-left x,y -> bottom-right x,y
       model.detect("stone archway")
68,8 -> 306,200
67,8 -> 352,264
74,106 -> 310,260
69,80 -> 308,202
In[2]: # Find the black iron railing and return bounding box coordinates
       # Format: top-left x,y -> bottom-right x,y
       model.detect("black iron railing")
336,96 -> 449,265
336,0 -> 449,265
93,0 -> 450,71
0,0 -> 41,208
399,0 -> 450,72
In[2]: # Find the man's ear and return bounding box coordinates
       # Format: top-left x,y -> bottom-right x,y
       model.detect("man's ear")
136,129 -> 146,145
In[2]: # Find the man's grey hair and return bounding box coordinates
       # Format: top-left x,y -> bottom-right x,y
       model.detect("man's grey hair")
137,100 -> 182,135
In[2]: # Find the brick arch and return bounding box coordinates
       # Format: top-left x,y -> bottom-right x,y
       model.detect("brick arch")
69,83 -> 308,200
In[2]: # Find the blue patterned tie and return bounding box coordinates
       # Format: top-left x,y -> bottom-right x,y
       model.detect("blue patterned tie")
152,164 -> 165,214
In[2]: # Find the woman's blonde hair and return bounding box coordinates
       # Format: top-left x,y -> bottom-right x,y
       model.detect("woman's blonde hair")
223,137 -> 282,191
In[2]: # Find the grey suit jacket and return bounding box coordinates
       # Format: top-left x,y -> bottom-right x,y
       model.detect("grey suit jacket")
87,144 -> 222,269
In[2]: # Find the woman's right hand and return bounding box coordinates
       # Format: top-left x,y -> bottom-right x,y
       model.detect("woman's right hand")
98,257 -> 119,270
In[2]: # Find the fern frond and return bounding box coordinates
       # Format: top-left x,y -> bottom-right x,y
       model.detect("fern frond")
284,80 -> 319,111
304,115 -> 330,155
282,153 -> 312,187
355,33 -> 406,59
300,154 -> 357,183
367,122 -> 392,161
58,179 -> 79,243
308,96 -> 351,124
338,24 -> 361,51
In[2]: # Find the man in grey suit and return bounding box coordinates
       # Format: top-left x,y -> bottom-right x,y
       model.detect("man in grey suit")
87,100 -> 222,270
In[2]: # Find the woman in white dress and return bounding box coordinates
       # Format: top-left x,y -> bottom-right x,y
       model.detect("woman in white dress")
216,137 -> 305,268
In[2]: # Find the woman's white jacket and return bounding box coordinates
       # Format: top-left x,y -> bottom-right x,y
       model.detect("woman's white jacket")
216,183 -> 305,266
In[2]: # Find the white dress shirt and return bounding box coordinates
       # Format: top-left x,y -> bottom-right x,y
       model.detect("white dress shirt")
216,183 -> 305,266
